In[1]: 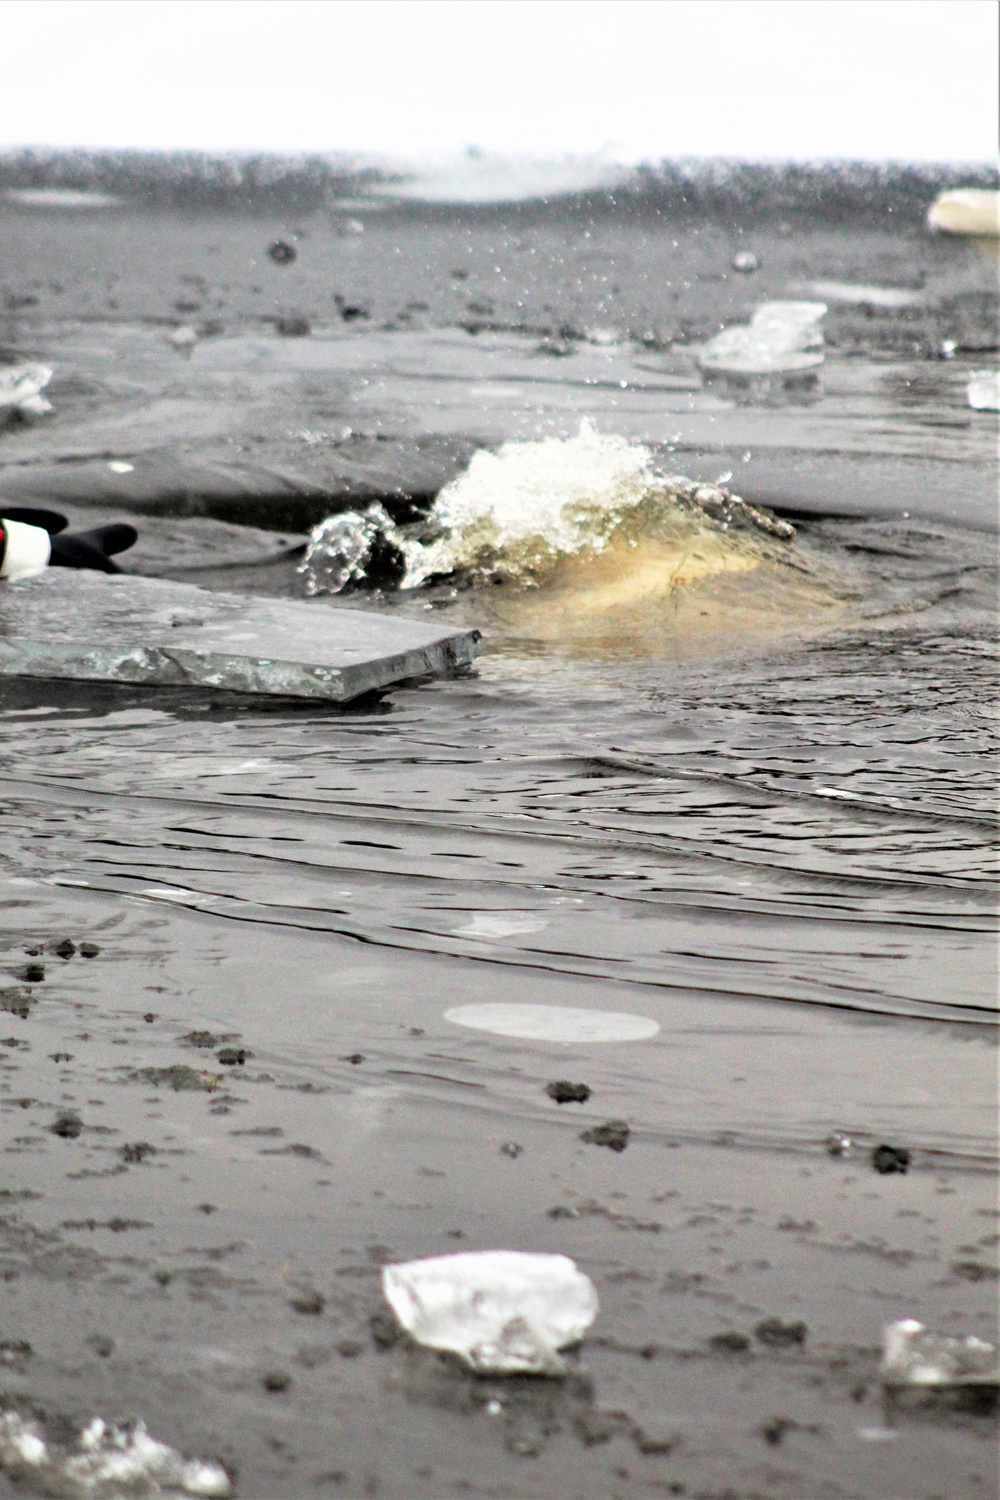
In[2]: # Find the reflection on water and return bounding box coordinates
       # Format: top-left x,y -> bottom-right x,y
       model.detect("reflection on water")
444,1005 -> 661,1043
459,532 -> 846,659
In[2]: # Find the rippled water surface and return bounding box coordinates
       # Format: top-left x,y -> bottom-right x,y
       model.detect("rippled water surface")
2,539 -> 996,1165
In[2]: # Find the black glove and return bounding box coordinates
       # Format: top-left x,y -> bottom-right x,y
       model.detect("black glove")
49,523 -> 138,573
1,508 -> 138,573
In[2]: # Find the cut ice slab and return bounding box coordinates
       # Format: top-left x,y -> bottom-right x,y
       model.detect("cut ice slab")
0,571 -> 480,703
381,1251 -> 599,1375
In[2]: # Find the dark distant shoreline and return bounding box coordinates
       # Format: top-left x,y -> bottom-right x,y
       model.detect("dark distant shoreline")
0,147 -> 996,220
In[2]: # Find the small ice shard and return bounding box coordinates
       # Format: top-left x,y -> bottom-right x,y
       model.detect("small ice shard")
698,302 -> 827,404
880,1319 -> 999,1388
926,189 -> 1000,237
967,370 -> 1000,412
381,1250 -> 599,1375
0,363 -> 54,422
0,1411 -> 232,1496
12,393 -> 52,421
168,325 -> 198,352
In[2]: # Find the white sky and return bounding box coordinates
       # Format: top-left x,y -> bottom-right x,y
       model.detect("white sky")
0,0 -> 996,163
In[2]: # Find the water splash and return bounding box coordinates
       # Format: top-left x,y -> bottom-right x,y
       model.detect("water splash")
299,502 -> 407,595
298,423 -> 794,598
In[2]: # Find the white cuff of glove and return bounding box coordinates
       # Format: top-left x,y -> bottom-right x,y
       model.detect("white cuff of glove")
0,518 -> 51,580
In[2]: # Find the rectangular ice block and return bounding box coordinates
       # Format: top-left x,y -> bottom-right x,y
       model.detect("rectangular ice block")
0,571 -> 480,702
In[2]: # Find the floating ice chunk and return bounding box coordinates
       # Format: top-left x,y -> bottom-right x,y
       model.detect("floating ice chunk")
748,301 -> 827,352
444,1002 -> 660,1043
168,325 -> 199,352
0,1411 -> 232,1496
585,326 -> 619,346
698,302 -> 826,404
0,362 -> 54,421
880,1319 -> 999,1388
927,189 -> 1000,237
967,370 -> 1000,412
381,1250 -> 599,1375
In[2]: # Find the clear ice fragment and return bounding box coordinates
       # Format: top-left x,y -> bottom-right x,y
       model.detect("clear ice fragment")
0,362 -> 53,420
381,1249 -> 599,1375
698,302 -> 827,404
880,1319 -> 999,1388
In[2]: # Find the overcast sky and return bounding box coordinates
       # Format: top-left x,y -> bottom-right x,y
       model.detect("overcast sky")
0,0 -> 996,163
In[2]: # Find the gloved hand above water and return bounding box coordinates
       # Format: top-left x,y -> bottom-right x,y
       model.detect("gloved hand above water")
0,507 -> 138,580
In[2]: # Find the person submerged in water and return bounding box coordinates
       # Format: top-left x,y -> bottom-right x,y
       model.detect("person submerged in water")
0,508 -> 138,580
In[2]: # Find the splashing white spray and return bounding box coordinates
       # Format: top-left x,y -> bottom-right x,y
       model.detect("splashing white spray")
299,423 -> 792,596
